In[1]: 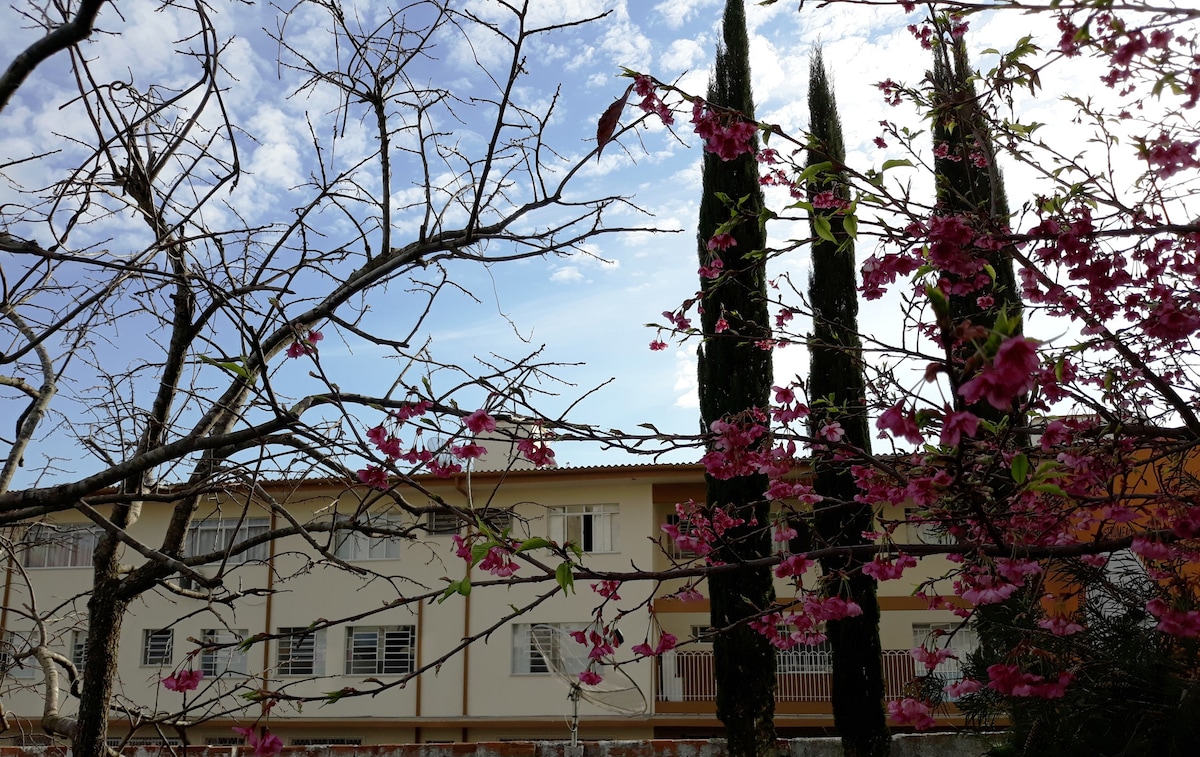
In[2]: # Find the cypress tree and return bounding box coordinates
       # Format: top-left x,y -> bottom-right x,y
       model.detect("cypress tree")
696,2 -> 777,756
806,48 -> 891,757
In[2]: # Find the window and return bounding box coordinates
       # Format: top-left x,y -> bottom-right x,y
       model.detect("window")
511,622 -> 587,675
22,524 -> 102,568
664,513 -> 698,558
201,629 -> 248,677
277,627 -> 324,676
549,504 -> 617,553
333,514 -> 401,561
345,626 -> 415,675
481,509 -> 514,533
690,625 -> 716,643
1,630 -> 36,679
142,629 -> 173,666
186,517 -> 270,564
912,622 -> 976,689
71,630 -> 88,669
425,510 -> 460,535
777,640 -> 832,673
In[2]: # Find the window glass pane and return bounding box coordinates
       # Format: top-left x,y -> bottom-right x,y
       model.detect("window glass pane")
143,629 -> 173,666
344,626 -> 414,675
548,505 -> 617,553
277,627 -> 323,676
201,629 -> 248,676
23,525 -> 100,568
186,518 -> 269,564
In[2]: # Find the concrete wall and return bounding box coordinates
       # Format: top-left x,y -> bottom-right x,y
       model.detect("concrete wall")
0,735 -> 998,757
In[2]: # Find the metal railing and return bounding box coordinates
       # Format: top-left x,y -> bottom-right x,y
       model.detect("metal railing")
657,649 -> 964,702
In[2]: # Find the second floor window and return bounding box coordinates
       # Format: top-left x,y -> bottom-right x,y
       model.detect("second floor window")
201,629 -> 249,677
344,626 -> 415,675
277,627 -> 324,676
333,514 -> 402,561
142,629 -> 173,666
23,524 -> 102,568
71,630 -> 88,669
511,622 -> 587,675
186,517 -> 270,564
549,504 -> 617,553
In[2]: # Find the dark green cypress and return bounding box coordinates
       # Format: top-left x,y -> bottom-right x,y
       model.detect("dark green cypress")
806,48 -> 891,757
696,2 -> 777,757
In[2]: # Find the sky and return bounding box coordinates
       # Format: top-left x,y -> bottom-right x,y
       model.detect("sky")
0,0 -> 1179,477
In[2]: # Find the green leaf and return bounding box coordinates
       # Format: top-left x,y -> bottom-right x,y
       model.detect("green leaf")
516,537 -> 552,553
555,562 -> 576,595
843,214 -> 858,240
1010,453 -> 1029,484
813,215 -> 836,243
1031,483 -> 1067,498
438,577 -> 471,603
881,158 -> 915,172
199,354 -> 251,380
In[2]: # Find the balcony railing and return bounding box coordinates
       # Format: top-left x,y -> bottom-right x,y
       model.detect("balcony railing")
656,649 -> 965,702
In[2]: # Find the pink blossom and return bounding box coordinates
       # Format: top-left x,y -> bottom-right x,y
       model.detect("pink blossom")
1132,536 -> 1173,560
464,409 -> 497,434
285,330 -> 323,358
591,580 -> 622,600
944,678 -> 982,698
356,465 -> 389,490
691,100 -> 758,161
877,403 -> 924,445
910,645 -> 956,672
774,553 -> 813,578
478,546 -> 519,577
162,669 -> 204,692
987,664 -> 1073,698
958,337 -> 1041,411
649,340 -> 668,351
862,553 -> 917,581
675,585 -> 704,602
1146,598 -> 1200,637
233,727 -> 284,757
1038,617 -> 1084,636
817,421 -> 845,443
940,409 -> 979,447
887,698 -> 936,730
631,632 -> 677,657
452,533 -> 473,562
707,234 -> 737,252
517,438 -> 556,467
578,670 -> 603,686
714,317 -> 730,333
450,442 -> 487,460
699,259 -> 725,279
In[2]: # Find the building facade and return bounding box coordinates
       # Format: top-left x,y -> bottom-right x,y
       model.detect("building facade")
0,462 -> 971,747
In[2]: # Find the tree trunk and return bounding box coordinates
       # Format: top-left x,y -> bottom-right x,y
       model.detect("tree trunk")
696,3 -> 777,757
72,547 -> 129,757
806,47 -> 891,757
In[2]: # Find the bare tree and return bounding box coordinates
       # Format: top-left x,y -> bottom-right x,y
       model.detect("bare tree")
0,1 -> 653,753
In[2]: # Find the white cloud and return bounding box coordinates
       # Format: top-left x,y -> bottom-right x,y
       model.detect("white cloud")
672,347 -> 698,408
551,266 -> 585,282
654,0 -> 720,30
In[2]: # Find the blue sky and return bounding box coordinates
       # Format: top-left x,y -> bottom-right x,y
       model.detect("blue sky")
0,0 -> 1147,477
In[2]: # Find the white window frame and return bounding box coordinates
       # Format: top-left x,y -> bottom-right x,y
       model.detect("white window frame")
511,622 -> 588,676
912,622 -> 976,687
186,517 -> 270,564
2,630 -> 36,679
276,627 -> 325,676
71,630 -> 88,670
344,626 -> 415,676
549,504 -> 617,553
142,629 -> 173,667
201,629 -> 249,677
425,510 -> 460,535
22,524 -> 102,568
333,514 -> 402,561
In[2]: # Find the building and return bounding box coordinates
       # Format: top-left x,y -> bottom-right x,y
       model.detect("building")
0,460 -> 973,748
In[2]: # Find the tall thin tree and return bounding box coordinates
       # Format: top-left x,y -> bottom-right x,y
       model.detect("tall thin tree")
696,2 -> 777,756
806,48 -> 891,757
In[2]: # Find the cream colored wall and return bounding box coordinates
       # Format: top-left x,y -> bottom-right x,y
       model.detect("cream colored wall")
1,468 -> 969,741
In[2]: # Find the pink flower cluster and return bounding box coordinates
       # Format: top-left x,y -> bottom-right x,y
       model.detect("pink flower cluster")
233,727 -> 283,757
162,669 -> 203,692
910,645 -> 956,672
958,337 -> 1041,411
691,99 -> 758,162
887,697 -> 936,730
286,329 -> 323,358
862,553 -> 917,581
633,74 -> 673,125
987,664 -> 1073,698
1146,598 -> 1200,637
631,632 -> 677,657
